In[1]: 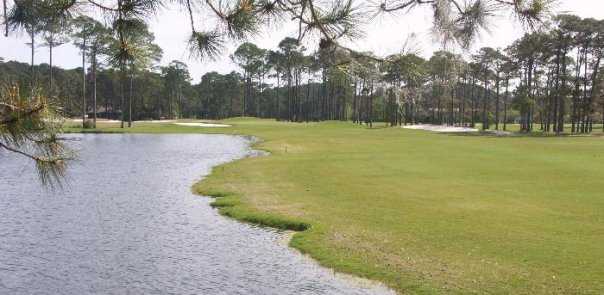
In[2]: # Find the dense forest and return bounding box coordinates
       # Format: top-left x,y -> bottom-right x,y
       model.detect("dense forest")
3,13 -> 604,134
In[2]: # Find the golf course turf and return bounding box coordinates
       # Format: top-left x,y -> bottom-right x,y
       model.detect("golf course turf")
67,118 -> 604,294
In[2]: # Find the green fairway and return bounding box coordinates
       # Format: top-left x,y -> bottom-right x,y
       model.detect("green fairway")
67,118 -> 604,294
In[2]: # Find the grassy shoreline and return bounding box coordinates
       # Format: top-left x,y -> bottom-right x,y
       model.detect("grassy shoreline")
66,118 -> 604,294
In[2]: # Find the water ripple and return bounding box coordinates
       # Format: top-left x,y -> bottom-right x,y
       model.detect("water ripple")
0,134 -> 393,295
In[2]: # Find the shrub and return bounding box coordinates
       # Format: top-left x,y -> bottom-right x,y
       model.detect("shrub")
82,119 -> 95,129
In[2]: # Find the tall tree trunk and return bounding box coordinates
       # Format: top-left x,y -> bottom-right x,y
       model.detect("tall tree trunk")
297,71 -> 302,121
483,79 -> 489,131
571,47 -> 583,134
368,81 -> 374,128
168,89 -> 172,120
558,50 -> 568,134
553,46 -> 561,133
460,78 -> 465,126
306,78 -> 311,122
128,70 -> 133,127
49,42 -> 53,96
352,81 -> 358,123
587,56 -> 602,133
526,61 -> 534,132
495,76 -> 500,130
287,68 -> 293,121
450,82 -> 455,126
81,41 -> 87,128
581,50 -> 588,133
276,74 -> 280,119
120,68 -> 125,129
30,31 -> 35,97
118,0 -> 125,128
504,79 -> 509,131
470,78 -> 476,127
107,79 -> 111,120
178,82 -> 182,119
92,50 -> 97,128
243,71 -> 247,117
256,75 -> 261,117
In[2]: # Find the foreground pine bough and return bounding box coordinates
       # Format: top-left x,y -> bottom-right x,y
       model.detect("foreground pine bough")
0,84 -> 71,185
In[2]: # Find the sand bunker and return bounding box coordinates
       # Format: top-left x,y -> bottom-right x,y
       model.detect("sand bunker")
143,120 -> 177,123
173,122 -> 231,128
69,118 -> 121,123
403,124 -> 478,133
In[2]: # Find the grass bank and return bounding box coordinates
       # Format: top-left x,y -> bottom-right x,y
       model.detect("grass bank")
66,118 -> 604,294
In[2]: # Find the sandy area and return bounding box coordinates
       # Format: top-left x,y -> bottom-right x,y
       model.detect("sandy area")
173,122 -> 231,128
141,120 -> 177,124
69,118 -> 121,123
403,124 -> 478,133
68,118 -> 230,127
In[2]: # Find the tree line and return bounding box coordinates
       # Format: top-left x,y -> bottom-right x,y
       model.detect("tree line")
0,0 -> 571,181
225,14 -> 604,134
3,13 -> 604,134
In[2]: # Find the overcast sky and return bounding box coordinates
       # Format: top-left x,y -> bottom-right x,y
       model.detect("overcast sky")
1,1 -> 603,82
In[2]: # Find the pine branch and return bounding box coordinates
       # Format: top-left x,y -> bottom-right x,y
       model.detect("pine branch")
3,0 -> 7,36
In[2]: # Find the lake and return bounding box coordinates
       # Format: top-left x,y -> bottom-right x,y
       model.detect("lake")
0,134 -> 392,295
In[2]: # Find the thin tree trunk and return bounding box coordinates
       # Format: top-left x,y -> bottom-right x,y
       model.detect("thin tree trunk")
483,79 -> 489,131
128,72 -> 133,127
30,32 -> 35,97
120,67 -> 125,128
243,71 -> 247,117
352,81 -> 357,123
460,78 -> 464,126
470,78 -> 476,127
168,90 -> 172,119
553,47 -> 561,133
277,74 -> 281,119
525,62 -> 533,132
118,0 -> 125,128
581,50 -> 590,133
49,42 -> 53,96
450,82 -> 455,126
558,51 -> 568,134
495,76 -> 500,130
92,50 -> 97,128
587,56 -> 602,133
81,40 -> 87,128
107,78 -> 111,120
504,79 -> 509,131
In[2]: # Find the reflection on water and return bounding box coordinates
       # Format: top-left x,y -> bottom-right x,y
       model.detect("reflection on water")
0,134 -> 392,295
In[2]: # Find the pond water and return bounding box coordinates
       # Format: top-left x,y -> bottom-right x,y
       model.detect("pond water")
0,134 -> 393,295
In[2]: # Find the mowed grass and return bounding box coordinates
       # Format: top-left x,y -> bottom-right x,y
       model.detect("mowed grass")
66,118 -> 604,294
